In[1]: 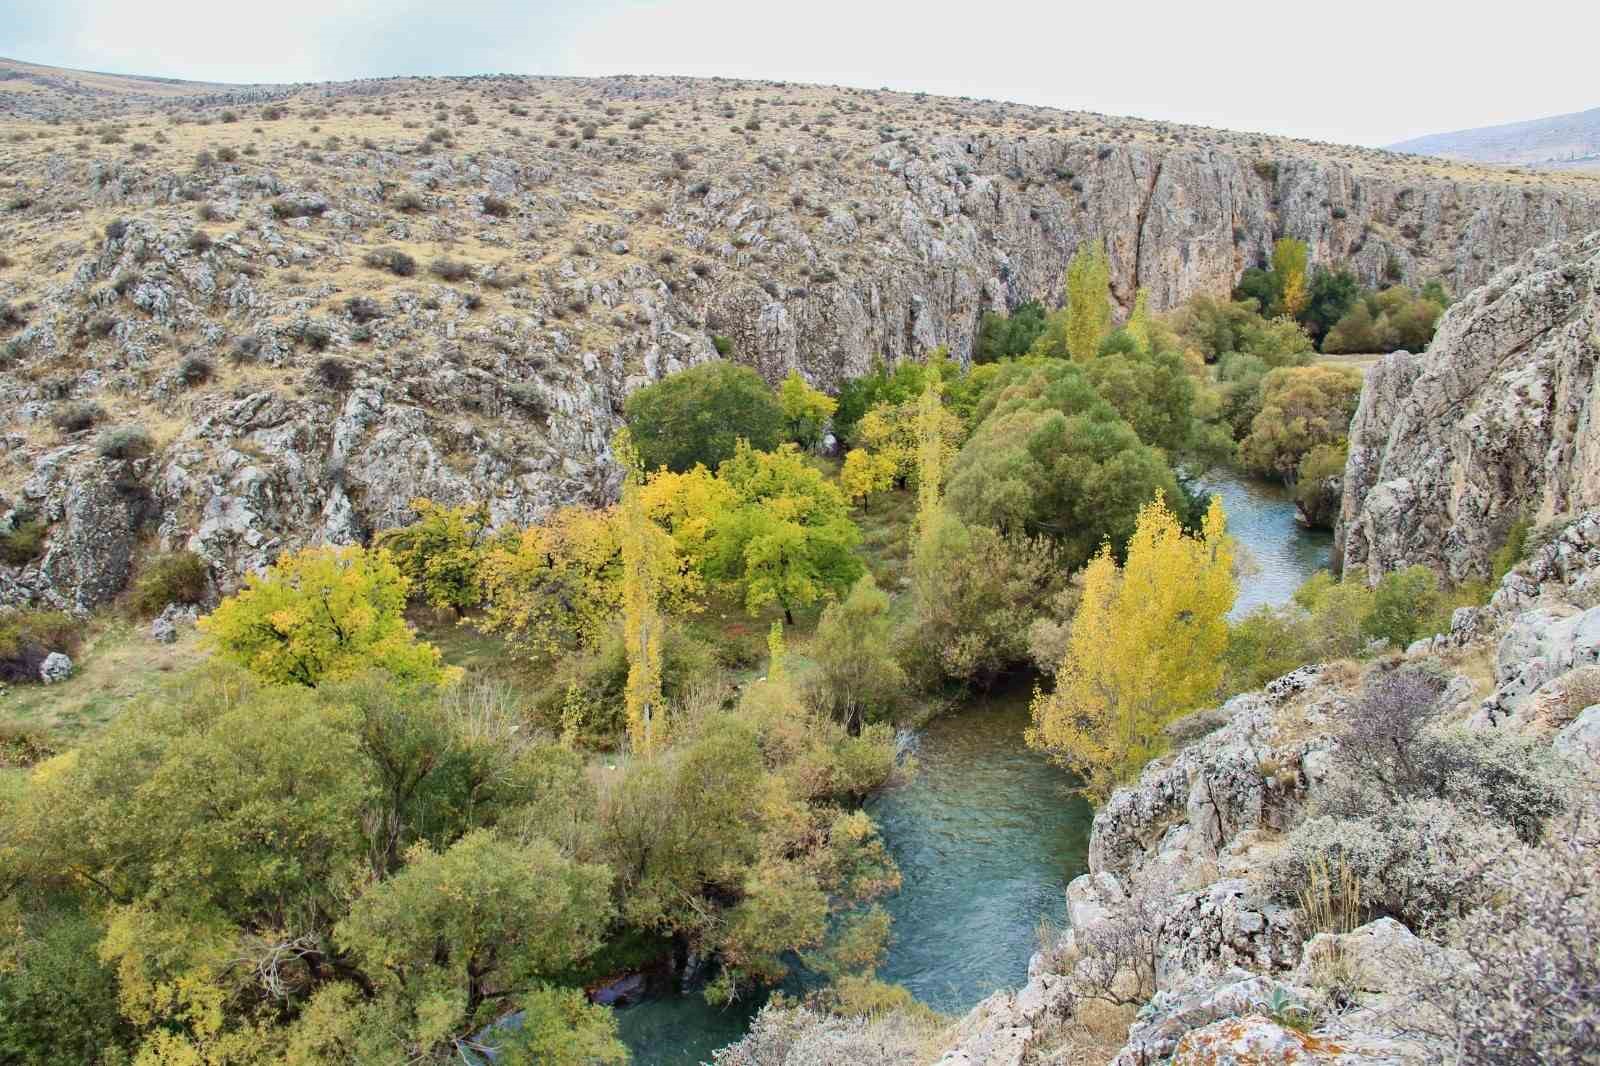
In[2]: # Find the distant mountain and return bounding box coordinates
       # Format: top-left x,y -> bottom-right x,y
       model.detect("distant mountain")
1389,106 -> 1600,172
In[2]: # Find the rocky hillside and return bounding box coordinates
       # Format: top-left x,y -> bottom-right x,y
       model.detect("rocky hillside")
5,66 -> 1600,608
1338,230 -> 1600,583
1390,105 -> 1600,173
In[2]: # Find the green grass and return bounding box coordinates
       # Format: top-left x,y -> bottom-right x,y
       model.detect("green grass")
0,618 -> 206,744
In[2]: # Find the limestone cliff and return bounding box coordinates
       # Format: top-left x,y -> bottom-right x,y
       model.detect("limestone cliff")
1338,230 -> 1600,583
5,71 -> 1600,607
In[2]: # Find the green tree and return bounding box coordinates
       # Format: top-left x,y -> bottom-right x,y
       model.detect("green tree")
1239,365 -> 1363,482
336,830 -> 613,1029
946,361 -> 1180,568
776,368 -> 837,448
809,574 -> 906,729
909,512 -> 1066,684
1362,565 -> 1443,648
1303,268 -> 1362,346
624,361 -> 783,472
975,300 -> 1048,363
706,442 -> 864,624
1064,240 -> 1113,363
1294,442 -> 1347,529
199,545 -> 458,688
494,986 -> 628,1066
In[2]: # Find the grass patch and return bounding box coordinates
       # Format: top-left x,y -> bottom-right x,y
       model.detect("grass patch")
0,619 -> 206,743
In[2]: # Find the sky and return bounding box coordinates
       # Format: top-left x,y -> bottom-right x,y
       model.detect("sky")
4,0 -> 1597,147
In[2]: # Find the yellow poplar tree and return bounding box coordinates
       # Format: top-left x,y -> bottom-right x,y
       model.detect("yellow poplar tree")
767,619 -> 787,685
1027,494 -> 1236,802
839,447 -> 892,510
1272,237 -> 1310,319
1065,239 -> 1112,363
1125,288 -> 1152,353
615,429 -> 664,756
913,373 -> 948,556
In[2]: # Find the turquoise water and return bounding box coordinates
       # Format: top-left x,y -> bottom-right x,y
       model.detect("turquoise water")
614,471 -> 1329,1062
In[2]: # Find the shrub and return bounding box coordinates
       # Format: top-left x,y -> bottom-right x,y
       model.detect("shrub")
481,194 -> 511,218
186,230 -> 212,252
0,722 -> 57,767
1433,830 -> 1600,1064
0,608 -> 81,683
177,354 -> 213,386
0,302 -> 26,330
0,516 -> 49,566
393,190 -> 426,213
230,334 -> 263,364
50,401 -> 104,434
1271,799 -> 1518,933
300,322 -> 333,351
346,296 -> 384,323
269,196 -> 326,220
363,247 -> 417,277
429,257 -> 471,282
1240,365 -> 1363,482
97,425 -> 153,460
314,357 -> 353,390
125,550 -> 207,619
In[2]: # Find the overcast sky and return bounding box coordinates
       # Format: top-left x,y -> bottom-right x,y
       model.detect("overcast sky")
5,0 -> 1595,147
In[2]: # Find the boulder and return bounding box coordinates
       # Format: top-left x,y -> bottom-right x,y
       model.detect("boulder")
39,651 -> 72,683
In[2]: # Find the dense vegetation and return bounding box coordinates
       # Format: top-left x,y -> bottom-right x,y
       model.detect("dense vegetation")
0,241 -> 1485,1064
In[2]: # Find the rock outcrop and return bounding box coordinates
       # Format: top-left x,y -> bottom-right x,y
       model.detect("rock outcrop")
1338,230 -> 1600,583
4,73 -> 1600,607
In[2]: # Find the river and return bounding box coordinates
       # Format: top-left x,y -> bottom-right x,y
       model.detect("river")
615,470 -> 1330,1064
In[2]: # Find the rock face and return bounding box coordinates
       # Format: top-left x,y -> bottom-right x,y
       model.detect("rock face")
4,73 -> 1600,608
1338,230 -> 1600,583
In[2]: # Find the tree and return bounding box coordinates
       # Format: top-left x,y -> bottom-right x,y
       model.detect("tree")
1027,495 -> 1235,801
624,361 -> 783,473
705,442 -> 864,624
1362,565 -> 1443,648
776,369 -> 837,449
975,300 -> 1048,363
1240,365 -> 1363,482
199,545 -> 458,688
1064,240 -> 1113,363
1294,442 -> 1347,530
909,512 -> 1066,685
616,430 -> 665,755
1303,268 -> 1361,346
839,447 -> 893,509
1124,288 -> 1152,352
374,497 -> 491,616
809,574 -> 906,729
945,362 -> 1180,570
336,830 -> 612,1033
1082,343 -> 1196,454
913,374 -> 949,556
1271,237 -> 1310,319
478,504 -> 699,657
493,986 -> 628,1066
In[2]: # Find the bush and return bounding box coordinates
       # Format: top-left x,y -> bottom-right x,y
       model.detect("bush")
314,357 -> 353,390
186,229 -> 212,252
1293,442 -> 1346,530
300,322 -> 333,351
481,194 -> 511,218
0,516 -> 49,566
363,247 -> 417,277
270,196 -> 326,220
49,401 -> 103,434
624,362 -> 784,473
230,334 -> 263,364
0,722 -> 57,767
97,425 -> 153,460
133,550 -> 209,615
1434,830 -> 1600,1064
177,354 -> 213,386
0,608 -> 81,683
347,296 -> 384,323
1361,565 -> 1442,648
808,575 -> 905,729
429,257 -> 471,282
